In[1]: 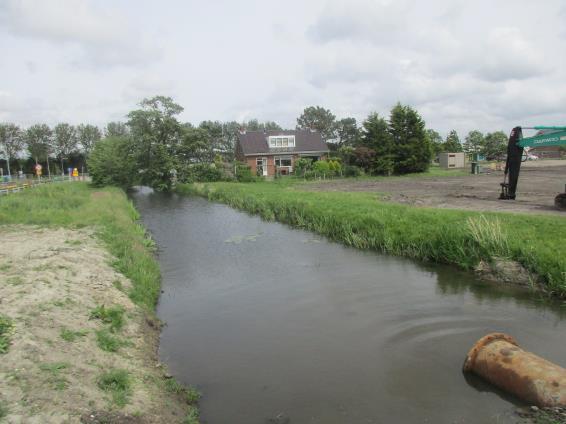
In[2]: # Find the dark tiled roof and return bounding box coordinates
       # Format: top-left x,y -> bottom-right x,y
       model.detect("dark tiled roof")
238,130 -> 329,155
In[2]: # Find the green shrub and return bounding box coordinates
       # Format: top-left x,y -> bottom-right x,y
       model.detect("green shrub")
294,158 -> 312,176
180,163 -> 223,183
88,137 -> 137,189
344,165 -> 364,177
235,163 -> 256,182
312,160 -> 330,175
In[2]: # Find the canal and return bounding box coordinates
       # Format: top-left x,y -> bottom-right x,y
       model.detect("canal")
131,188 -> 566,424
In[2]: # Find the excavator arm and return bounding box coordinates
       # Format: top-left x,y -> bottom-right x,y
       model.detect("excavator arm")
499,126 -> 566,209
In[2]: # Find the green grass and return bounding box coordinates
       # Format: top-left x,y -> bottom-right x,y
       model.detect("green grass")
180,181 -> 566,297
97,369 -> 132,407
0,183 -> 161,309
90,305 -> 125,332
0,315 -> 14,354
39,362 -> 70,390
60,328 -> 88,342
95,329 -> 128,352
0,400 -> 8,419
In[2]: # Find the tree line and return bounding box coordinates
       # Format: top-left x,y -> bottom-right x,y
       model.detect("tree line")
1,95 -> 511,189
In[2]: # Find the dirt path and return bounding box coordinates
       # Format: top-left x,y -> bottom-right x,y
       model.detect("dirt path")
0,227 -> 187,423
305,160 -> 566,215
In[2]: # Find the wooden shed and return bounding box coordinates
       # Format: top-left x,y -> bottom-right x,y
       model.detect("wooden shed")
439,152 -> 465,169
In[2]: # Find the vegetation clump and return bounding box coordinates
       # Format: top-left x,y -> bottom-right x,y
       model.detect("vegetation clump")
90,305 -> 126,332
97,369 -> 132,407
0,315 -> 14,354
95,329 -> 128,352
60,328 -> 88,342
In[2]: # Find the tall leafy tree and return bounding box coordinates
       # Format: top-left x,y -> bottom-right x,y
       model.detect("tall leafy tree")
463,130 -> 484,155
336,117 -> 360,146
243,119 -> 282,131
53,123 -> 78,175
127,96 -> 184,190
362,113 -> 394,175
77,124 -> 102,157
482,131 -> 508,160
105,121 -> 129,138
442,130 -> 463,152
426,129 -> 443,157
0,123 -> 23,177
296,106 -> 336,141
388,103 -> 431,173
24,124 -> 53,177
179,127 -> 213,163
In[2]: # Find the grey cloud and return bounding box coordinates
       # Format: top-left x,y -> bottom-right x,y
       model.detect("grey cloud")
0,0 -> 160,67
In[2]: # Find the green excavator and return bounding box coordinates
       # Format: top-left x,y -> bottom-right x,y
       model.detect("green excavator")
499,126 -> 566,210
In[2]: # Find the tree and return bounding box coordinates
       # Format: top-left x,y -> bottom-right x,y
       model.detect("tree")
336,117 -> 360,146
362,113 -> 394,175
482,131 -> 508,160
296,106 -> 336,141
77,124 -> 102,157
388,103 -> 431,174
179,127 -> 213,163
127,96 -> 184,190
426,129 -> 443,157
24,124 -> 53,177
88,136 -> 137,188
53,123 -> 78,175
0,123 -> 23,177
243,119 -> 282,131
105,121 -> 129,138
442,130 -> 463,152
463,130 -> 484,154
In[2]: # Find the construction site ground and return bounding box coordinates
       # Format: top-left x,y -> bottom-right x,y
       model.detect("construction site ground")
304,160 -> 566,216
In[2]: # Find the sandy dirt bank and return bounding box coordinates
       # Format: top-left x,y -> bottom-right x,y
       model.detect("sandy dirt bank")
0,226 -> 187,423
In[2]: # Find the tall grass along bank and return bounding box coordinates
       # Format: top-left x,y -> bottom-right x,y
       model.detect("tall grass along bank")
179,182 -> 566,298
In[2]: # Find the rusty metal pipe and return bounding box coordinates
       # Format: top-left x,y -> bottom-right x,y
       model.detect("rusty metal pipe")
463,333 -> 566,407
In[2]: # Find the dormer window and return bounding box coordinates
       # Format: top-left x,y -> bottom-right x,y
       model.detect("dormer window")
269,135 -> 295,148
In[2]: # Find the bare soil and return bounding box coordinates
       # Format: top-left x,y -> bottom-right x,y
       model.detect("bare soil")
305,160 -> 566,215
0,227 -> 187,423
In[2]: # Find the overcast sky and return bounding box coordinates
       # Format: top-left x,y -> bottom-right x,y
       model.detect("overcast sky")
1,0 -> 565,137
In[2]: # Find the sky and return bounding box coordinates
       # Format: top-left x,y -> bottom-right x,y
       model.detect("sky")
0,0 -> 565,138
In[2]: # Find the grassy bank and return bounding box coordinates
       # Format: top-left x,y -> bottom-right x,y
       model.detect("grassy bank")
0,182 -> 160,309
0,182 -> 199,423
179,181 -> 566,297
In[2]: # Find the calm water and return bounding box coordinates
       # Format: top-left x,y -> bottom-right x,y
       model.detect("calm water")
130,188 -> 566,424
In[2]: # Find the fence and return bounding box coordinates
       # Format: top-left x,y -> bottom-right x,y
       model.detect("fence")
0,175 -> 88,196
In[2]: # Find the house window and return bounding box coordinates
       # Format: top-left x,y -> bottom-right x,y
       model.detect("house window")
269,135 -> 295,148
275,156 -> 292,167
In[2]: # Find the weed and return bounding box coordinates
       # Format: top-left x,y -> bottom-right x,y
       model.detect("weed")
65,239 -> 82,246
112,279 -> 124,292
97,369 -> 131,407
90,305 -> 125,332
0,315 -> 14,354
39,362 -> 70,390
184,405 -> 200,424
95,329 -> 128,352
186,387 -> 201,405
0,401 -> 8,419
60,328 -> 88,342
6,276 -> 23,286
0,263 -> 11,272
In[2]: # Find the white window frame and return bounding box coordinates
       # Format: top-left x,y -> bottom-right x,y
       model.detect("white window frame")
269,135 -> 295,148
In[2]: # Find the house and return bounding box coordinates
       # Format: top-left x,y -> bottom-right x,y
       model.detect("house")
235,129 -> 329,176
